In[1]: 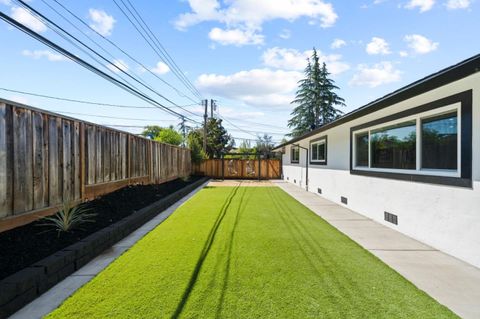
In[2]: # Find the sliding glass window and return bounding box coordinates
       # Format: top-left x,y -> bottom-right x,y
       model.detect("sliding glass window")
371,121 -> 416,170
421,112 -> 458,170
352,105 -> 460,177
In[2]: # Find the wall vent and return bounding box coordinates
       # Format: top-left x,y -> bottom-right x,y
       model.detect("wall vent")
317,188 -> 322,194
341,196 -> 348,205
384,212 -> 398,225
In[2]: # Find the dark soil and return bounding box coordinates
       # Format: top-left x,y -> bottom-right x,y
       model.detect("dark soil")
0,176 -> 202,281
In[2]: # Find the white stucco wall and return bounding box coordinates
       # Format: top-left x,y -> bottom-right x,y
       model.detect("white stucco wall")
281,72 -> 480,268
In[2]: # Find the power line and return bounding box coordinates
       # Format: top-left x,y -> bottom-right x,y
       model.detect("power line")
51,110 -> 176,122
0,87 -> 154,109
221,117 -> 288,130
47,0 -> 200,105
112,0 -> 202,100
123,0 -> 202,99
14,0 -> 202,120
0,10 -> 202,125
228,128 -> 287,136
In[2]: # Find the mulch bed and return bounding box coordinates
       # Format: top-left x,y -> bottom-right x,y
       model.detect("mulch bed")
0,176 -> 202,281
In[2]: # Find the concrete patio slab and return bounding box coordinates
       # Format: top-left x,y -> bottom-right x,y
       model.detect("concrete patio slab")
10,180 -> 210,319
273,180 -> 480,319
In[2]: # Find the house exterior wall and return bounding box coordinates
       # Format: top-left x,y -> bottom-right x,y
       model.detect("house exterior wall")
281,72 -> 480,268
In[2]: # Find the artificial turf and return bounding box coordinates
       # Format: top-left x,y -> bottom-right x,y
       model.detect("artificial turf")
47,186 -> 457,318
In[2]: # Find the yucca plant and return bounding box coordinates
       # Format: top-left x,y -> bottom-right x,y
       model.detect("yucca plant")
39,202 -> 96,235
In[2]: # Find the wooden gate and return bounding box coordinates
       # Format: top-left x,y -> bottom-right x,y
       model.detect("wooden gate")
194,158 -> 281,179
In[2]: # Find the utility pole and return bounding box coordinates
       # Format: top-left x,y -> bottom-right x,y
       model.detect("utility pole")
210,99 -> 217,119
180,116 -> 186,147
203,99 -> 208,152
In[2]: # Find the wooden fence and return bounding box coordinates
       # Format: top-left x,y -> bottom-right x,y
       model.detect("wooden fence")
0,99 -> 191,231
194,158 -> 281,179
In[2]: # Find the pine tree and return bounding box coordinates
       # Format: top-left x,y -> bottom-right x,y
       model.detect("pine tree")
288,48 -> 345,137
288,59 -> 315,137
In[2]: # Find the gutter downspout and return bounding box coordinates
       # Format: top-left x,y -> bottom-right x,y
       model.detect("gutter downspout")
293,144 -> 308,192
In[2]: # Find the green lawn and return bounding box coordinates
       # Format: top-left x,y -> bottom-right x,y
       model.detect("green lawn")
47,186 -> 457,318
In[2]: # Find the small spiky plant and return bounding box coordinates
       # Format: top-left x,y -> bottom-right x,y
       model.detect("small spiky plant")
39,202 -> 96,235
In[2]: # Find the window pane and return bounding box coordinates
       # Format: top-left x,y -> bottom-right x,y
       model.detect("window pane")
311,144 -> 318,160
355,133 -> 369,167
318,143 -> 326,161
292,147 -> 299,162
371,121 -> 416,169
422,112 -> 457,170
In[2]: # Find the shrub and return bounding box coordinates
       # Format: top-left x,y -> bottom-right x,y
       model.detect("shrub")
39,202 -> 96,235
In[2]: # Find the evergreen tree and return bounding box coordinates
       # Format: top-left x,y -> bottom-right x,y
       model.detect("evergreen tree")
206,118 -> 234,158
186,130 -> 207,164
288,59 -> 315,137
288,48 -> 345,137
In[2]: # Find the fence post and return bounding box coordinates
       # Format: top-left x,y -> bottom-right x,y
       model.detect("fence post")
79,122 -> 86,199
127,135 -> 131,183
258,154 -> 261,181
222,155 -> 225,181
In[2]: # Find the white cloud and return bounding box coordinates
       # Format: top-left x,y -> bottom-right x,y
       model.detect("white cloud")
88,9 -> 115,36
366,37 -> 391,55
150,61 -> 170,75
107,59 -> 129,73
11,7 -> 47,33
175,0 -> 338,46
279,29 -> 291,39
1,0 -> 11,5
217,106 -> 265,118
446,0 -> 471,9
331,38 -> 346,49
399,50 -> 409,57
196,68 -> 303,108
404,34 -> 438,54
21,49 -> 68,62
208,27 -> 264,46
176,0 -> 338,29
404,0 -> 435,12
262,47 -> 350,75
349,62 -> 401,88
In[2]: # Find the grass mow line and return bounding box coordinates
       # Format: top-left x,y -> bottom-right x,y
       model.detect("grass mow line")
47,187 -> 457,318
172,185 -> 242,318
267,187 -> 365,317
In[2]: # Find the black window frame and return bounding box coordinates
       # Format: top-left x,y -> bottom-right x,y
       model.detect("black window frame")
349,90 -> 472,188
421,111 -> 458,171
290,145 -> 300,164
309,136 -> 328,165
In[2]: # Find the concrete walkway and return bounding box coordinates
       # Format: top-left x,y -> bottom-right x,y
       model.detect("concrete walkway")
10,180 -> 210,319
273,180 -> 480,319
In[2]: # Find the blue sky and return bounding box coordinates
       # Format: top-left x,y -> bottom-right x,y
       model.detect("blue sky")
0,0 -> 478,143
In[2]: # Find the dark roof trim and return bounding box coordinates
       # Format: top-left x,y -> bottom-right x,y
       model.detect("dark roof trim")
274,53 -> 480,150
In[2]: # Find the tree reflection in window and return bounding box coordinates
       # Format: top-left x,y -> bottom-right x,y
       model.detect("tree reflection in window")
355,133 -> 369,167
371,121 -> 417,169
422,112 -> 457,170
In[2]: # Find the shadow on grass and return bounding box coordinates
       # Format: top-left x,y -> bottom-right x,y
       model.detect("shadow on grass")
171,185 -> 241,318
267,188 -> 383,316
214,187 -> 251,317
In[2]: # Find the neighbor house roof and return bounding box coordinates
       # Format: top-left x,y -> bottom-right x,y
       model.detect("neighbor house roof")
274,53 -> 480,150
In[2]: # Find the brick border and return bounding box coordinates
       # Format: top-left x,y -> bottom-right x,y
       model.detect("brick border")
0,177 -> 208,319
